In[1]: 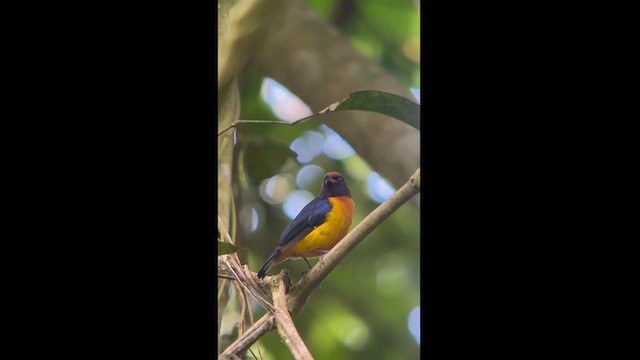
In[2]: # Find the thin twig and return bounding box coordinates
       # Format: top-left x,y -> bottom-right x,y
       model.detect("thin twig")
233,280 -> 247,337
247,348 -> 259,360
222,255 -> 274,312
220,353 -> 242,360
219,313 -> 276,359
217,113 -> 322,136
245,287 -> 263,360
218,215 -> 235,351
218,274 -> 237,280
218,216 -> 234,244
217,120 -> 293,136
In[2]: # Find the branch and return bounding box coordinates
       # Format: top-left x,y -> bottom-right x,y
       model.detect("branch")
221,254 -> 274,313
218,254 -> 275,359
217,19 -> 239,343
219,169 -> 421,357
219,313 -> 276,360
217,119 -> 293,137
271,271 -> 314,360
286,168 -> 421,314
217,216 -> 235,346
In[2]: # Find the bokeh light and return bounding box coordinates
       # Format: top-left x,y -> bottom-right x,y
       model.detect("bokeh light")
320,125 -> 356,160
402,35 -> 420,63
260,78 -> 312,122
239,205 -> 260,232
309,302 -> 371,352
283,190 -> 315,220
259,175 -> 292,205
339,317 -> 370,350
375,262 -> 410,296
411,88 -> 420,103
408,306 -> 420,344
367,172 -> 396,203
342,155 -> 372,181
296,164 -> 325,191
290,131 -> 325,163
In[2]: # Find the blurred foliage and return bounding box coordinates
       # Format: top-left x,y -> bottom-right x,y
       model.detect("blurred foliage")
240,137 -> 298,182
224,0 -> 420,359
305,0 -> 420,87
218,241 -> 239,256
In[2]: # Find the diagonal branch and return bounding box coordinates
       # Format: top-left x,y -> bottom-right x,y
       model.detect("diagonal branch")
219,169 -> 420,357
219,313 -> 276,360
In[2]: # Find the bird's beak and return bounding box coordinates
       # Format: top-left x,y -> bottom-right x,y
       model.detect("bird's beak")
327,177 -> 337,183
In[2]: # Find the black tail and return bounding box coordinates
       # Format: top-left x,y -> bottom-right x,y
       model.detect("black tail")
257,249 -> 281,279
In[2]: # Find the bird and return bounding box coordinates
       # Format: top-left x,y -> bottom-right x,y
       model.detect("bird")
257,171 -> 355,279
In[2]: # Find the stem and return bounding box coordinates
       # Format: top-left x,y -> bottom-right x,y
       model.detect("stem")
217,120 -> 294,136
219,313 -> 276,359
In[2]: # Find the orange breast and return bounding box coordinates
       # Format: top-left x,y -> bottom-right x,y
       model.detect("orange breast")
283,196 -> 355,259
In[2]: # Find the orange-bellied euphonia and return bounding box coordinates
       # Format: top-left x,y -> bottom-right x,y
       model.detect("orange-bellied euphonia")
257,172 -> 355,279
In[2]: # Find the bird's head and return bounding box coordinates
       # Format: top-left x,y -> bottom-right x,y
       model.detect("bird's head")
320,171 -> 351,198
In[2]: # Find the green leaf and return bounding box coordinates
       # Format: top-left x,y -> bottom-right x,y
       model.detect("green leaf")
241,138 -> 298,182
321,90 -> 420,130
295,90 -> 420,130
218,241 -> 239,256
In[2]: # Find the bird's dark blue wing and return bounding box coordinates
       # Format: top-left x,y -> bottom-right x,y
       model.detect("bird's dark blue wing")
276,197 -> 332,248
